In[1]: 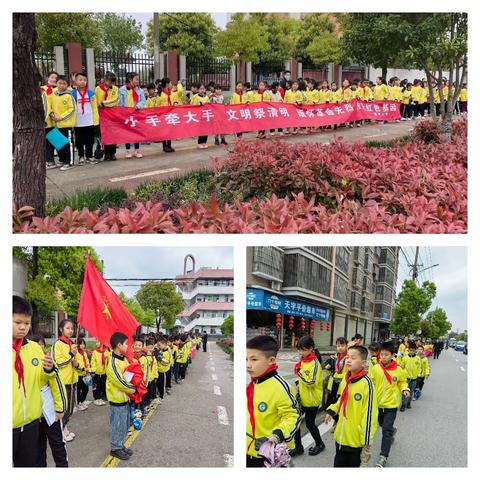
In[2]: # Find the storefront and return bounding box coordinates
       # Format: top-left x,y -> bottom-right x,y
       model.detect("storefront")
247,288 -> 332,349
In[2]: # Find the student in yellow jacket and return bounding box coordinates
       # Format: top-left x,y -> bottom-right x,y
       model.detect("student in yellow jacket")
246,335 -> 301,467
326,337 -> 348,406
176,338 -> 189,381
13,296 -> 67,467
95,72 -> 119,160
91,341 -> 109,405
191,84 -> 210,148
156,337 -> 171,401
145,339 -> 158,407
318,81 -> 333,104
171,81 -> 184,105
107,332 -> 137,461
374,77 -> 390,101
340,79 -> 354,103
367,343 -> 380,377
399,342 -> 421,411
75,338 -> 91,411
290,336 -> 326,457
52,319 -> 78,440
305,79 -> 319,104
284,81 -> 304,105
251,81 -> 271,139
459,83 -> 468,114
156,77 -> 176,153
415,345 -> 431,396
324,345 -> 378,468
48,76 -> 76,170
370,341 -> 410,467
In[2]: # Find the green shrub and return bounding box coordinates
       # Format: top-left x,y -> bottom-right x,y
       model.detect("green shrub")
46,188 -> 128,216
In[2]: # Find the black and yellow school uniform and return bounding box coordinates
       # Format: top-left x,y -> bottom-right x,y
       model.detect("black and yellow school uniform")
374,83 -> 390,101
191,93 -> 210,145
75,348 -> 91,405
400,353 -> 421,409
95,83 -> 119,158
327,370 -> 378,467
318,88 -> 332,104
156,348 -> 171,399
368,355 -> 378,377
176,343 -> 188,380
246,366 -> 301,467
91,347 -> 109,401
416,354 -> 431,392
327,352 -> 347,406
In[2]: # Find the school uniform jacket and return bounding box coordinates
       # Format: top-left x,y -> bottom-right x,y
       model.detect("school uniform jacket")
374,84 -> 390,101
326,373 -> 378,449
411,85 -> 423,104
48,90 -> 76,129
370,363 -> 409,409
284,90 -> 304,105
90,349 -> 110,375
157,349 -> 171,374
419,355 -> 430,378
367,356 -> 378,377
132,354 -> 149,383
304,89 -> 319,104
41,87 -> 54,127
52,338 -> 76,385
75,350 -> 90,377
13,339 -> 67,429
106,353 -> 136,405
95,84 -> 119,108
400,354 -> 421,380
246,369 -> 301,458
169,345 -> 176,367
296,357 -> 323,407
71,88 -> 100,125
340,87 -> 354,102
176,344 -> 188,364
318,89 -> 332,104
191,94 -> 209,106
119,85 -> 146,109
331,89 -> 342,104
147,354 -> 158,381
230,92 -> 246,105
145,96 -> 159,108
171,82 -> 184,105
459,88 -> 468,102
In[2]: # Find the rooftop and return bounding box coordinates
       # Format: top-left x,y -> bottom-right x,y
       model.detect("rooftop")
176,267 -> 234,282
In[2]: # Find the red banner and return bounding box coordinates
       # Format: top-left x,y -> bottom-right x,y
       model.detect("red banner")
99,99 -> 401,144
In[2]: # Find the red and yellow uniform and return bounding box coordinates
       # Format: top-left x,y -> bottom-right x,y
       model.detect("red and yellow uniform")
370,361 -> 409,409
251,90 -> 272,103
106,353 -> 136,404
374,83 -> 390,101
95,83 -> 119,108
284,89 -> 304,104
295,355 -> 323,407
400,354 -> 421,380
48,90 -> 76,128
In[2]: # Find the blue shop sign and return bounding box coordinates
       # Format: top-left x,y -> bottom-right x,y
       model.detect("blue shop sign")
246,288 -> 330,321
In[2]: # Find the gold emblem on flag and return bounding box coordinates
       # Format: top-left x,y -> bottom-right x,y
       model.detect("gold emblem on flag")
102,298 -> 112,320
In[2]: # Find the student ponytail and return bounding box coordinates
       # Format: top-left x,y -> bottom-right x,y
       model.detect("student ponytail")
297,335 -> 321,362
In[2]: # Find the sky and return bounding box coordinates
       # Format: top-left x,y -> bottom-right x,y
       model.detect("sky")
126,12 -> 229,34
396,247 -> 467,332
94,246 -> 233,298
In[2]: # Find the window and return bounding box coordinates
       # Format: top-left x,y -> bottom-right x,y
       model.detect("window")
375,303 -> 392,320
334,274 -> 348,305
252,247 -> 284,281
335,247 -> 350,274
378,267 -> 394,285
283,254 -> 331,296
350,291 -> 361,309
306,246 -> 333,261
210,328 -> 216,334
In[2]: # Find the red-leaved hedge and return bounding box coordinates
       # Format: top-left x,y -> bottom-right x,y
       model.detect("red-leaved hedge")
13,119 -> 467,234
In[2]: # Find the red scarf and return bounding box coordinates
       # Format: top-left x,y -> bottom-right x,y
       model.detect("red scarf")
163,89 -> 172,106
98,82 -> 110,100
59,335 -> 73,352
338,368 -> 367,418
126,83 -> 139,104
96,346 -> 107,366
133,351 -> 143,361
13,339 -> 25,394
336,352 -> 347,374
379,360 -> 398,384
42,85 -> 54,96
78,348 -> 88,369
77,88 -> 90,115
236,91 -> 243,103
258,90 -> 264,100
246,364 -> 278,447
294,353 -> 317,376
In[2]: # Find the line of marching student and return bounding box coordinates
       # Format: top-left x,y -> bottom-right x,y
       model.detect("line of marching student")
12,295 -> 205,467
39,68 -> 468,171
246,332 -> 433,468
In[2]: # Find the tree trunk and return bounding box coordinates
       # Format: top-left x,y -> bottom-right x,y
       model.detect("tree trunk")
13,13 -> 46,216
381,65 -> 387,80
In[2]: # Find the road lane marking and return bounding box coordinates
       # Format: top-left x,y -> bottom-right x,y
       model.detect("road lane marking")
212,373 -> 218,381
224,454 -> 234,468
214,385 -> 222,395
210,366 -> 216,372
460,366 -> 466,372
455,359 -> 459,362
217,406 -> 229,425
109,167 -> 180,183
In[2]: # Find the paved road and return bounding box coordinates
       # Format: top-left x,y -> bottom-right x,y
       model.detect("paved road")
46,120 -> 416,200
47,341 -> 233,467
276,348 -> 467,467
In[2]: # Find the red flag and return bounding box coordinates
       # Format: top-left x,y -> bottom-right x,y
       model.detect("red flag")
78,257 -> 139,359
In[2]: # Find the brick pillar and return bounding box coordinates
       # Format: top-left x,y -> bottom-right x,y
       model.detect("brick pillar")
167,51 -> 178,82
66,42 -> 83,76
290,59 -> 298,80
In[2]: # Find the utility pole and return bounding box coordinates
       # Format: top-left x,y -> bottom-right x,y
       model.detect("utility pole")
153,13 -> 161,80
412,247 -> 420,281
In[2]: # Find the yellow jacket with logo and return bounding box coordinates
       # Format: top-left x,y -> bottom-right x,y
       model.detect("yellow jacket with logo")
169,345 -> 176,367
411,85 -> 423,103
246,370 -> 301,458
419,355 -> 430,377
459,88 -> 468,102
327,373 -> 378,448
251,91 -> 272,103
52,338 -> 76,385
402,89 -> 413,104
191,94 -> 209,106
145,96 -> 159,108
90,349 -> 110,375
75,351 -> 90,377
400,354 -> 421,379
13,339 -> 67,429
370,362 -> 409,409
106,353 -> 136,404
284,89 -> 304,105
176,344 -> 188,364
95,84 -> 119,108
132,355 -> 149,382
172,82 -> 184,105
374,84 -> 390,101
296,358 -> 323,407
48,90 -> 76,129
368,356 -> 378,377
304,89 -> 319,104
341,87 -> 354,102
318,89 -> 332,104
231,92 -> 246,105
157,349 -> 171,373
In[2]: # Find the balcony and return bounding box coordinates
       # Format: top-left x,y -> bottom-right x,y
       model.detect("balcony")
179,301 -> 234,318
179,285 -> 234,300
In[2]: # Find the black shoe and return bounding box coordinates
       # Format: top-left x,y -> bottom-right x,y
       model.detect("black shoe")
221,139 -> 228,145
400,406 -> 405,412
407,404 -> 412,409
308,443 -> 326,456
110,449 -> 130,460
289,447 -> 304,457
215,139 -> 220,145
123,447 -> 133,456
163,146 -> 175,153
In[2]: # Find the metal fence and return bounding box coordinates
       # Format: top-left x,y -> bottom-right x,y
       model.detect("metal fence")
94,51 -> 155,86
186,57 -> 231,90
252,61 -> 286,87
34,51 -> 56,82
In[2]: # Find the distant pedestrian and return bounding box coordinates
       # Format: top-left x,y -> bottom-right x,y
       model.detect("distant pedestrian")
202,331 -> 208,352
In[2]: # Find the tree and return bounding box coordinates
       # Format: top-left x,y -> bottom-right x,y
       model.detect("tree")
14,247 -> 102,317
220,315 -> 234,336
420,307 -> 452,339
96,13 -> 144,54
339,13 -> 410,80
294,14 -> 343,66
13,13 -> 46,216
390,279 -> 437,337
35,13 -> 102,51
402,13 -> 467,135
215,13 -> 268,63
136,281 -> 184,331
146,13 -> 218,59
118,292 -> 155,327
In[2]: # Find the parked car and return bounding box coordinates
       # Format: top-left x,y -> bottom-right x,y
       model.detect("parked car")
455,341 -> 466,352
449,340 -> 457,348
463,344 -> 468,355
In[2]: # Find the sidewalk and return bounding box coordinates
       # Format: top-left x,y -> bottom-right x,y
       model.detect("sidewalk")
46,120 -> 415,200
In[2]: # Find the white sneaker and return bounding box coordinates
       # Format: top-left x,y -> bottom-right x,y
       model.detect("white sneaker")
78,403 -> 88,411
101,399 -> 107,405
94,399 -> 103,406
77,156 -> 85,165
125,151 -> 133,159
83,400 -> 92,406
64,432 -> 75,442
73,406 -> 78,413
59,164 -> 74,171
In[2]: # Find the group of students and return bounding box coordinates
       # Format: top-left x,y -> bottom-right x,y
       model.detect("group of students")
12,295 -> 204,467
246,332 -> 432,468
40,68 -> 468,168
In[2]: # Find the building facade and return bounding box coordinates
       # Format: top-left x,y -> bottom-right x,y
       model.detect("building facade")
176,259 -> 234,336
246,246 -> 399,349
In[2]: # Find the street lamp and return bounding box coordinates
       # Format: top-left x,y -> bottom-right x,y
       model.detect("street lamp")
156,307 -> 160,333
